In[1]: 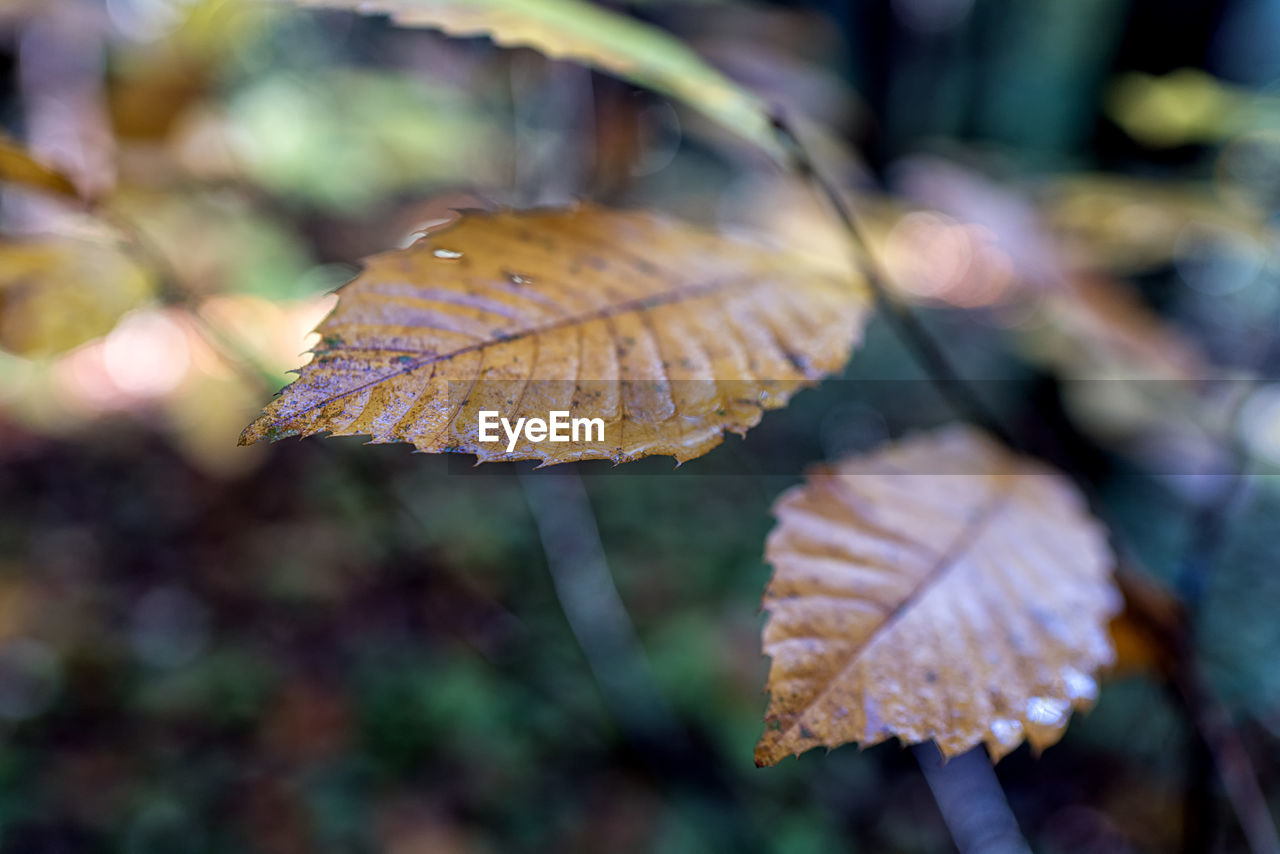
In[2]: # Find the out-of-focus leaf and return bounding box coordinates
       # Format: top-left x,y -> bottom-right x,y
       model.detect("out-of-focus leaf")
874,157 -> 1239,469
285,0 -> 787,162
886,159 -> 1238,468
163,297 -> 336,477
109,58 -> 208,143
108,0 -> 273,142
0,237 -> 154,358
0,295 -> 331,472
1106,69 -> 1278,149
1033,273 -> 1206,383
1028,273 -> 1234,462
756,427 -> 1119,765
1041,175 -> 1273,274
240,204 -> 868,465
108,190 -> 316,300
0,0 -> 40,20
0,133 -> 79,199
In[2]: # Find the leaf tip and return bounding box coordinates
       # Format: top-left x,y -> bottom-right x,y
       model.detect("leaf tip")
752,744 -> 779,768
239,415 -> 294,446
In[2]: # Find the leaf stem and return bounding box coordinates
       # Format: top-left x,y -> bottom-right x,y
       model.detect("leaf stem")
914,743 -> 1033,854
519,468 -> 770,852
519,469 -> 678,734
768,113 -> 1018,451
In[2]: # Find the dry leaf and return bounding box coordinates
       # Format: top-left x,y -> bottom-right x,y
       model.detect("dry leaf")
240,204 -> 868,465
757,427 -> 1119,765
1106,69 -> 1253,148
1036,273 -> 1206,383
0,237 -> 154,358
1028,273 -> 1239,470
286,0 -> 786,162
0,133 -> 79,199
1041,175 -> 1272,275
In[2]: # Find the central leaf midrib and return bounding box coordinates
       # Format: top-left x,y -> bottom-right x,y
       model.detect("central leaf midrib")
770,477 -> 1013,745
264,271 -> 757,427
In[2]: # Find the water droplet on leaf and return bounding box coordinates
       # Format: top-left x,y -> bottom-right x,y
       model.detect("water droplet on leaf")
1061,666 -> 1098,701
1026,696 -> 1069,727
990,718 -> 1023,747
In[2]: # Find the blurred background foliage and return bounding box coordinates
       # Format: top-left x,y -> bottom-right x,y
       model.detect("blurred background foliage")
0,0 -> 1278,851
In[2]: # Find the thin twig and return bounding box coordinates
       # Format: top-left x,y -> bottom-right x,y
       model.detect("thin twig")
518,468 -> 682,736
768,114 -> 1018,451
519,467 -> 769,852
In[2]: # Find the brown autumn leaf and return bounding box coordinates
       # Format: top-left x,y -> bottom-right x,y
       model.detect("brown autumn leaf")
871,158 -> 1231,461
1033,272 -> 1207,385
1041,175 -> 1272,275
0,236 -> 154,358
1028,272 -> 1240,473
0,133 -> 79,199
756,426 -> 1120,766
239,204 -> 869,465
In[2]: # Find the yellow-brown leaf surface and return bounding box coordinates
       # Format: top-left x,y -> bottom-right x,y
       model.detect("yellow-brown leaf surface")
757,427 -> 1119,766
0,133 -> 79,199
0,237 -> 154,358
240,205 -> 869,465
